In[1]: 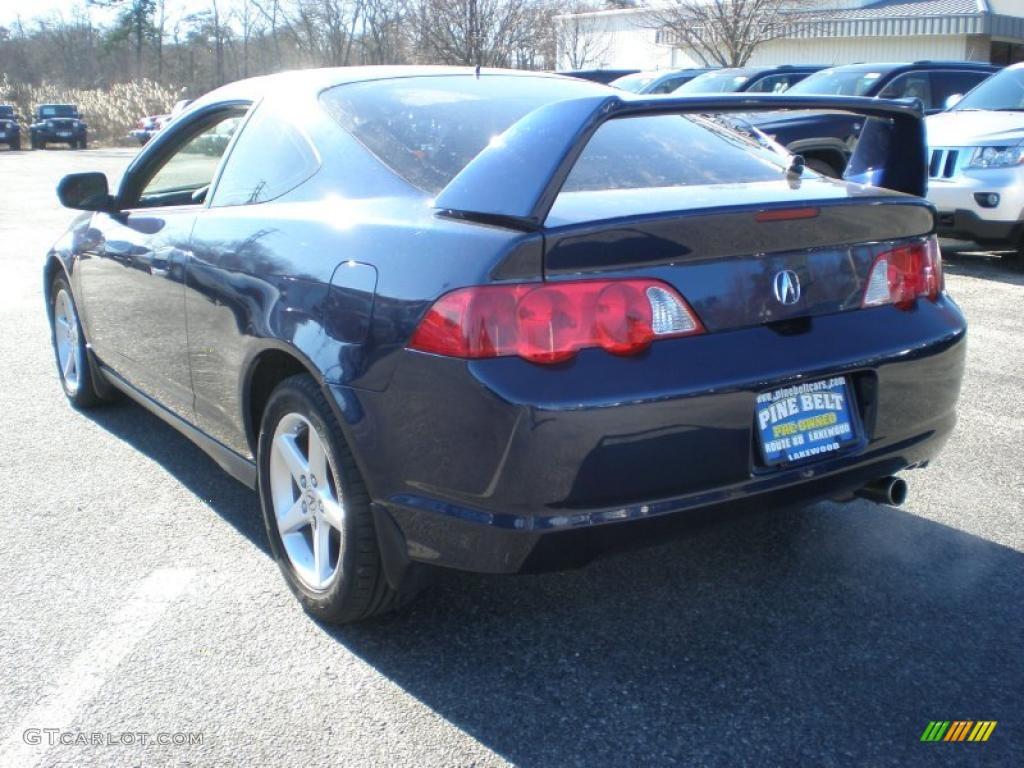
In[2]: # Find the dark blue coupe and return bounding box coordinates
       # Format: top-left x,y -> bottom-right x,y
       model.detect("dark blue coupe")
46,67 -> 965,622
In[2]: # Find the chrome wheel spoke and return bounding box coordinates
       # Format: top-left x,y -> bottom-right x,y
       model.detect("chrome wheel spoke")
307,430 -> 328,490
312,518 -> 332,585
275,432 -> 308,485
320,494 -> 344,532
278,498 -> 307,534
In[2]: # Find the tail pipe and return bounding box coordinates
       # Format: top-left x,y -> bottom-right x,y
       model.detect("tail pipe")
856,475 -> 908,506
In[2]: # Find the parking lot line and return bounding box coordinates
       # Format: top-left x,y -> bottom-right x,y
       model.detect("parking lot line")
0,567 -> 194,768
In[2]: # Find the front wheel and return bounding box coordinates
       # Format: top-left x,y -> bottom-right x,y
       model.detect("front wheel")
258,374 -> 406,623
50,274 -> 103,408
78,134 -> 88,149
10,137 -> 20,151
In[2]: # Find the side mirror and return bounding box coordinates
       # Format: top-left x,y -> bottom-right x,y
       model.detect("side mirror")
57,172 -> 116,212
945,93 -> 963,110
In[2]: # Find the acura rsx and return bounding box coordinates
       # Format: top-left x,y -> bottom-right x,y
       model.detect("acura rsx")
45,67 -> 966,623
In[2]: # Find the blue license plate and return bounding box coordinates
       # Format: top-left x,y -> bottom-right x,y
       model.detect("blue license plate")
756,376 -> 858,465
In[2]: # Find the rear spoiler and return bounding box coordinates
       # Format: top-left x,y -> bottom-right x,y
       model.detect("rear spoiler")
433,94 -> 927,230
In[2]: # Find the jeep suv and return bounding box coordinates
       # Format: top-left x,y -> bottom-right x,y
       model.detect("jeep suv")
748,61 -> 997,177
0,105 -> 21,150
30,104 -> 88,150
926,62 -> 1024,262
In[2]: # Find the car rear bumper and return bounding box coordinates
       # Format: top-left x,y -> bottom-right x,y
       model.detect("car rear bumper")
332,298 -> 967,574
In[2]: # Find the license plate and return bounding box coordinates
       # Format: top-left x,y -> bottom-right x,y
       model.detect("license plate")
57,131 -> 71,137
756,376 -> 858,465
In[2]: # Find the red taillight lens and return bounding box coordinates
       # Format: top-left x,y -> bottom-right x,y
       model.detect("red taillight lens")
861,237 -> 943,310
409,279 -> 703,364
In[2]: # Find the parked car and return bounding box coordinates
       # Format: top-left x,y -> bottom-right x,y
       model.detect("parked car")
674,65 -> 825,95
129,113 -> 167,145
46,67 -> 965,623
129,99 -> 193,145
0,104 -> 22,150
750,61 -> 999,177
925,62 -> 1024,262
611,68 -> 713,94
556,68 -> 639,84
30,104 -> 87,149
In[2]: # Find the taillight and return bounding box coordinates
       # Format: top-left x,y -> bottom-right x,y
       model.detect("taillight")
861,236 -> 943,310
409,279 -> 704,364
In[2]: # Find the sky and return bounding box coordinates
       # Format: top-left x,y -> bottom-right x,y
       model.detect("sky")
0,0 -> 233,29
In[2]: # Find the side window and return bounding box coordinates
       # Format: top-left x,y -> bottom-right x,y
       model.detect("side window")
136,114 -> 243,208
879,72 -> 934,110
930,71 -> 991,108
746,74 -> 795,94
211,108 -> 320,207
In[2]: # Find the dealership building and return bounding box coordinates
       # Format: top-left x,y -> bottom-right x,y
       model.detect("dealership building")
559,1 -> 1024,71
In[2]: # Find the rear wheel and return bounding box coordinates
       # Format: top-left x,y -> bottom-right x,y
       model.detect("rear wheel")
258,374 -> 405,623
49,274 -> 102,408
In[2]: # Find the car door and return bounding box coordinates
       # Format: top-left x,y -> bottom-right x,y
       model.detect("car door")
76,107 -> 246,421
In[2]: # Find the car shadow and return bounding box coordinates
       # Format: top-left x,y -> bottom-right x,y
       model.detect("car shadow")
82,399 -> 269,555
86,398 -> 1020,765
321,503 -> 1021,766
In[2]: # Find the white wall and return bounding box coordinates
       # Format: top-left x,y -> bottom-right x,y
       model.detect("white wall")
746,35 -> 972,66
558,8 -> 991,71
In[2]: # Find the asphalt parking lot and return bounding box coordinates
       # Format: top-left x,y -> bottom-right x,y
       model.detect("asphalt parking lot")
0,146 -> 1021,767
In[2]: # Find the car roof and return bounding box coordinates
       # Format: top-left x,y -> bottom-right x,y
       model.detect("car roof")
817,61 -> 996,72
191,66 -> 592,110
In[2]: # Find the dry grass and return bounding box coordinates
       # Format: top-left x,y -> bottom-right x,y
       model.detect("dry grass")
0,75 -> 181,145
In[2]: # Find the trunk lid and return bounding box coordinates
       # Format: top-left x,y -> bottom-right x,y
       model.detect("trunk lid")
543,180 -> 934,332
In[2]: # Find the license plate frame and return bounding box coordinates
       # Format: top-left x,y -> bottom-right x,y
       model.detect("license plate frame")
755,376 -> 860,466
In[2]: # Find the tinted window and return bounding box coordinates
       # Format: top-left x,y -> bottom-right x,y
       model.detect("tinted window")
39,105 -> 77,118
0,106 -> 14,119
560,115 -> 788,193
136,114 -> 243,208
676,71 -> 753,94
212,109 -> 320,207
953,66 -> 1024,110
878,72 -> 933,109
321,75 -> 608,195
746,73 -> 800,94
930,70 -> 992,108
788,67 -> 892,96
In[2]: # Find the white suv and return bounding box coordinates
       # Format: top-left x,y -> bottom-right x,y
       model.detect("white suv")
926,63 -> 1024,263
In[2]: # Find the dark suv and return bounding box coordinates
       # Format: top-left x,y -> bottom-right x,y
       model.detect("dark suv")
750,61 -> 998,176
0,105 -> 22,150
30,104 -> 88,150
674,65 -> 826,95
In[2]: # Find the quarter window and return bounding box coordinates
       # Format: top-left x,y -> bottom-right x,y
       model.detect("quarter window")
211,108 -> 320,207
878,72 -> 934,110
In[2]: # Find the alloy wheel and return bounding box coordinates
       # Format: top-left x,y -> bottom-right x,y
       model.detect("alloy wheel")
269,412 -> 345,591
54,288 -> 82,394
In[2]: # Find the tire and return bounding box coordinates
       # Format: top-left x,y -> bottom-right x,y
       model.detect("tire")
79,134 -> 88,150
10,137 -> 19,151
258,374 -> 405,623
805,157 -> 841,178
49,274 -> 103,408
30,136 -> 38,150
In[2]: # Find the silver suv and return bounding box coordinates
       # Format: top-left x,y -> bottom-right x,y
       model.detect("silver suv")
926,63 -> 1024,263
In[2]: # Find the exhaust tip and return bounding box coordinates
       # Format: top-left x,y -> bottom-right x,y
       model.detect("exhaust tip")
856,475 -> 908,507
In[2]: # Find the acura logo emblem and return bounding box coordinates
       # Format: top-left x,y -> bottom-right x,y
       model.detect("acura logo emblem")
773,270 -> 801,306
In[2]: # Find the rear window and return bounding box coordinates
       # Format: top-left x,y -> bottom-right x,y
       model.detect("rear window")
561,115 -> 789,193
321,75 -> 608,195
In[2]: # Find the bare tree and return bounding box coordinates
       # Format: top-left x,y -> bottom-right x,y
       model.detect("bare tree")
554,1 -> 612,70
648,0 -> 817,68
415,0 -> 544,68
